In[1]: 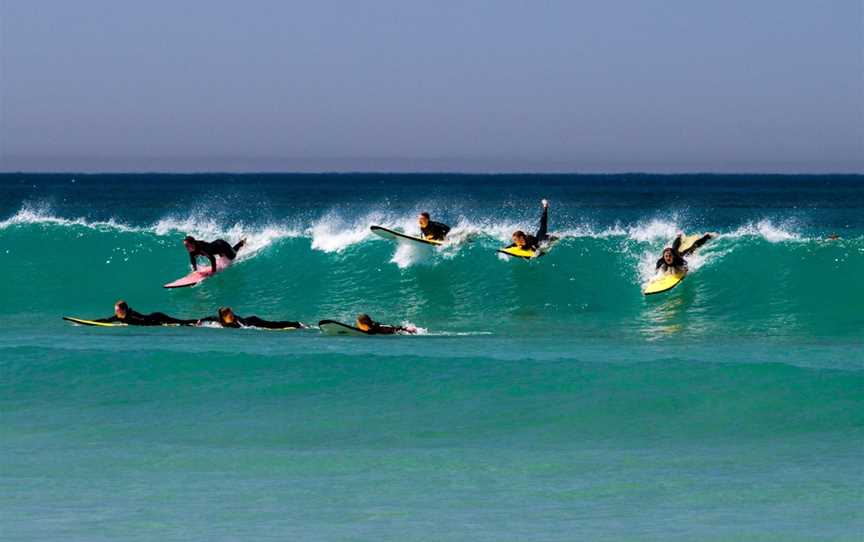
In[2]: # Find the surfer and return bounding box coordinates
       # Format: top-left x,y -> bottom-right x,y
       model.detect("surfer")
197,307 -> 303,330
184,236 -> 246,274
656,233 -> 713,273
95,300 -> 192,326
355,314 -> 416,335
507,199 -> 550,251
418,212 -> 450,241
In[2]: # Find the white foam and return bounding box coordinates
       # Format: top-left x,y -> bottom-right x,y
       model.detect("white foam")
727,220 -> 805,242
0,203 -> 140,232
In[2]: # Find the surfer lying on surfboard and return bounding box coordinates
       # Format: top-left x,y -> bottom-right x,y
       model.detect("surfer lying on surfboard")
507,199 -> 550,252
656,233 -> 713,273
184,236 -> 246,274
356,313 -> 416,335
418,212 -> 451,241
93,300 -> 194,326
196,307 -> 304,330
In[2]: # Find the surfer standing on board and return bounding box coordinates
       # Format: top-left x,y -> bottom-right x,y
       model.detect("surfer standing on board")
418,212 -> 450,241
184,236 -> 246,274
507,199 -> 550,252
656,233 -> 713,274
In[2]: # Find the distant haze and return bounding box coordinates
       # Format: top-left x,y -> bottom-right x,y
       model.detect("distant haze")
1,0 -> 862,173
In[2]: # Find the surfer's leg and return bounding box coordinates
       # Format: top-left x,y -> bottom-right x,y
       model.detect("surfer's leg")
535,206 -> 548,242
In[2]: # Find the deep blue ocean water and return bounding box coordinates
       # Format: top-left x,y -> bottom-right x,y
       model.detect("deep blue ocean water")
1,173 -> 862,540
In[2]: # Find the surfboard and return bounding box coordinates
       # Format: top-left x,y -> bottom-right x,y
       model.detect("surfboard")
676,234 -> 705,254
643,271 -> 687,295
318,319 -> 372,336
63,316 -> 127,327
164,256 -> 232,289
370,225 -> 443,246
497,236 -> 559,260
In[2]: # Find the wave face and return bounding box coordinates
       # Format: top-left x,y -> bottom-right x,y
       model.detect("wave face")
2,173 -> 863,540
1,174 -> 862,341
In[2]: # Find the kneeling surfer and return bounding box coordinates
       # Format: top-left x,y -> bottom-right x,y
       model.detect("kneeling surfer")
184,235 -> 246,274
507,199 -> 550,252
656,233 -> 713,274
418,212 -> 450,241
198,307 -> 303,329
95,300 -> 193,326
355,313 -> 416,335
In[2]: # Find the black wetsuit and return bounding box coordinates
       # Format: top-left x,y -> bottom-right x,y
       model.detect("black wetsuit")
189,239 -> 244,272
420,221 -> 450,241
506,206 -> 549,251
96,309 -> 193,326
656,234 -> 712,272
199,315 -> 302,329
367,322 -> 411,335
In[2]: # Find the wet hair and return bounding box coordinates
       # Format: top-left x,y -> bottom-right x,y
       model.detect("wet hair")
115,300 -> 128,311
419,212 -> 430,220
184,235 -> 197,244
512,230 -> 526,239
663,248 -> 674,256
218,306 -> 233,320
357,313 -> 373,326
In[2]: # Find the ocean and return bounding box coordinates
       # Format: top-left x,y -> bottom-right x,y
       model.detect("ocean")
1,173 -> 862,540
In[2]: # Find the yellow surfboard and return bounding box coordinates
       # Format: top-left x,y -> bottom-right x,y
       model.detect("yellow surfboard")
643,271 -> 687,295
497,237 -> 559,260
676,234 -> 704,254
62,316 -> 127,327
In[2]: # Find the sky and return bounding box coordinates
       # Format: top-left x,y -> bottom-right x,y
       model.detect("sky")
0,0 -> 862,173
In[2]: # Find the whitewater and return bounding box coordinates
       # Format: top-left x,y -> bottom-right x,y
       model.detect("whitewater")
1,173 -> 862,541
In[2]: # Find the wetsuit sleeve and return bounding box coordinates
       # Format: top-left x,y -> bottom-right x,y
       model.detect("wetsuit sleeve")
671,235 -> 683,253
535,206 -> 548,241
189,253 -> 198,271
93,315 -> 121,323
207,253 -> 217,273
680,234 -> 713,256
435,222 -> 451,239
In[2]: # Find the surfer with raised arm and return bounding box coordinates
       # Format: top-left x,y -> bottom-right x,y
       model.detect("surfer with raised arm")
184,236 -> 246,274
197,307 -> 303,330
507,199 -> 550,252
418,212 -> 450,241
655,233 -> 713,274
94,300 -> 193,326
355,314 -> 416,335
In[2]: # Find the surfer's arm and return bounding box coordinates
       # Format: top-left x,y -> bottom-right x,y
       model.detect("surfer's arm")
681,234 -> 713,256
671,235 -> 683,252
189,253 -> 198,271
93,315 -> 121,323
207,254 -> 217,273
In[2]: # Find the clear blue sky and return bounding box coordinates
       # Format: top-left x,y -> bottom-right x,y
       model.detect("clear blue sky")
1,0 -> 861,172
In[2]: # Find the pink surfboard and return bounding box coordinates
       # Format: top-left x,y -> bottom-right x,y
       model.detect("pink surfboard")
163,257 -> 232,289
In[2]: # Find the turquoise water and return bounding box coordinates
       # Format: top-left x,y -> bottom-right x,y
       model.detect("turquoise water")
1,174 -> 862,540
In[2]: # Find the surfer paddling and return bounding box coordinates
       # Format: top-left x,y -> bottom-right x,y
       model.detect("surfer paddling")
507,199 -> 551,252
418,212 -> 450,241
355,314 -> 416,335
656,233 -> 713,274
183,236 -> 246,274
196,307 -> 303,330
94,300 -> 193,326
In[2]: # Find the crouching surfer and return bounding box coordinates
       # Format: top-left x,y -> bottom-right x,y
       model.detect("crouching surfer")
95,300 -> 193,326
418,212 -> 451,241
507,199 -> 551,252
355,313 -> 416,335
197,307 -> 303,330
656,233 -> 714,274
184,236 -> 246,274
